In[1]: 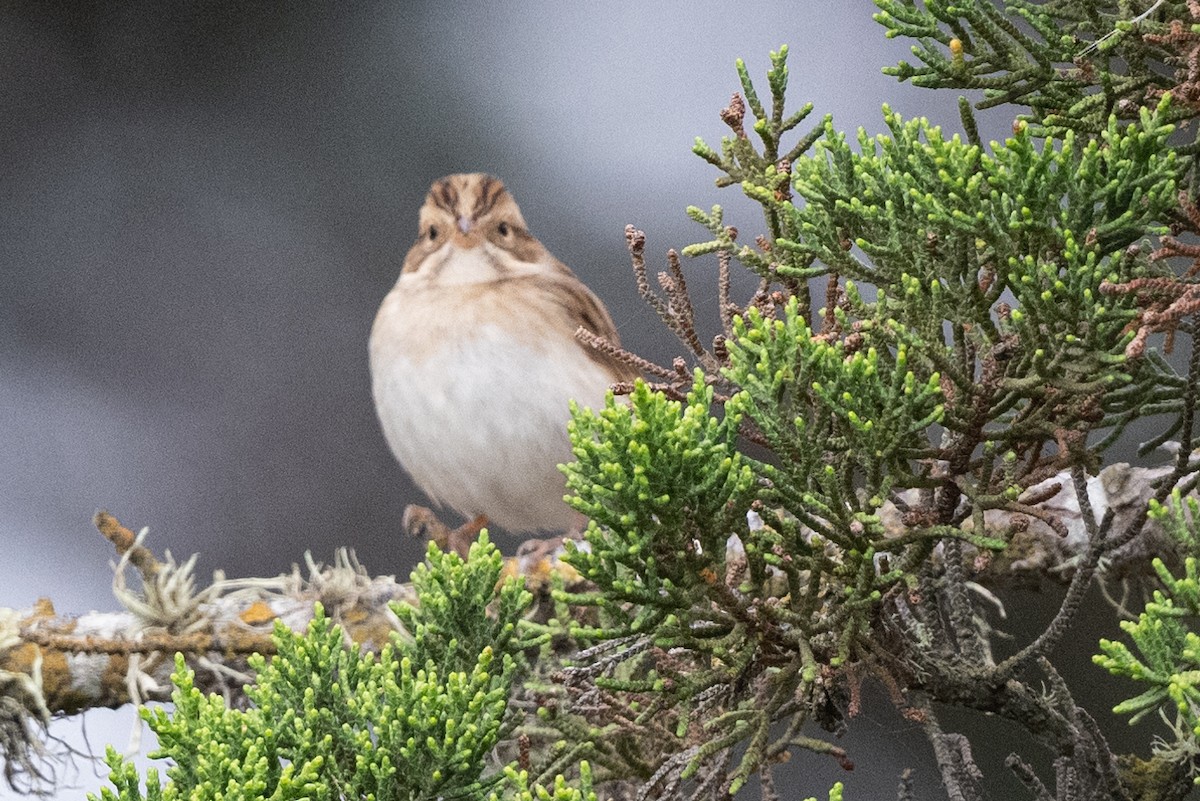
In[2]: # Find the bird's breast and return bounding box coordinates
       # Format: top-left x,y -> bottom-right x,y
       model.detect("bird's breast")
368,284 -> 614,532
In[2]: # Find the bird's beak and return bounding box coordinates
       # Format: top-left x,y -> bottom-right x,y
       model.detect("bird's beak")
457,215 -> 472,233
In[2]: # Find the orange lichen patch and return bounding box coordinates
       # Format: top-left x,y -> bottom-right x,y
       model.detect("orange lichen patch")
32,647 -> 81,711
29,597 -> 57,621
523,557 -> 558,588
16,639 -> 101,714
502,534 -> 588,593
5,601 -> 77,708
97,653 -> 136,709
500,553 -> 582,592
2,641 -> 45,679
499,558 -> 520,584
340,606 -> 401,653
216,627 -> 277,656
239,601 -> 276,626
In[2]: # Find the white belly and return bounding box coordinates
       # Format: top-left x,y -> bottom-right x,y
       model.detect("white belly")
370,321 -> 610,533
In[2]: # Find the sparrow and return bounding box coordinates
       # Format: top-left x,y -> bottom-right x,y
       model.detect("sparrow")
369,173 -> 636,535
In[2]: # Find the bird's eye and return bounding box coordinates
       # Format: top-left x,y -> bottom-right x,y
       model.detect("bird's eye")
497,221 -> 510,236
428,226 -> 439,241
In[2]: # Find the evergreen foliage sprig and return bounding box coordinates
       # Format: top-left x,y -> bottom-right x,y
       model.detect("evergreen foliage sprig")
551,14 -> 1200,798
1095,491 -> 1200,780
871,0 -> 1200,138
786,98 -> 1178,462
562,372 -> 752,625
726,298 -> 945,505
89,535 -> 592,801
557,368 -> 875,794
689,45 -> 828,299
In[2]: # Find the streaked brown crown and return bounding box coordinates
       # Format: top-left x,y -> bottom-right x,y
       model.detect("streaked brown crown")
403,173 -> 545,272
426,173 -> 526,227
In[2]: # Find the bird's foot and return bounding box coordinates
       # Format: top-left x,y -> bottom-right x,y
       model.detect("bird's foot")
402,505 -> 486,558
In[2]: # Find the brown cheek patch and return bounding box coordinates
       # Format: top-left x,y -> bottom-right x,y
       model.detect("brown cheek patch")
490,229 -> 544,264
400,260 -> 420,275
401,241 -> 448,276
401,245 -> 426,274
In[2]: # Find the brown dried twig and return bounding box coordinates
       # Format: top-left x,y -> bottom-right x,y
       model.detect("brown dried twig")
578,225 -> 754,400
1145,3 -> 1200,112
1100,274 -> 1200,357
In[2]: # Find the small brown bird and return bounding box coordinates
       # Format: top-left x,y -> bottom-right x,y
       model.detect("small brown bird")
369,173 -> 636,534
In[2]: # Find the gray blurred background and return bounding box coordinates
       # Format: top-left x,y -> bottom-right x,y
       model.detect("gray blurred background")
0,2 -> 1163,799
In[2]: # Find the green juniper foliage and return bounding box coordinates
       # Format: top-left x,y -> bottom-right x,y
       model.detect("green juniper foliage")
1095,492 -> 1200,777
563,372 -> 753,631
539,4 -> 1200,800
872,0 -> 1200,139
90,535 -> 592,801
783,100 -> 1177,458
